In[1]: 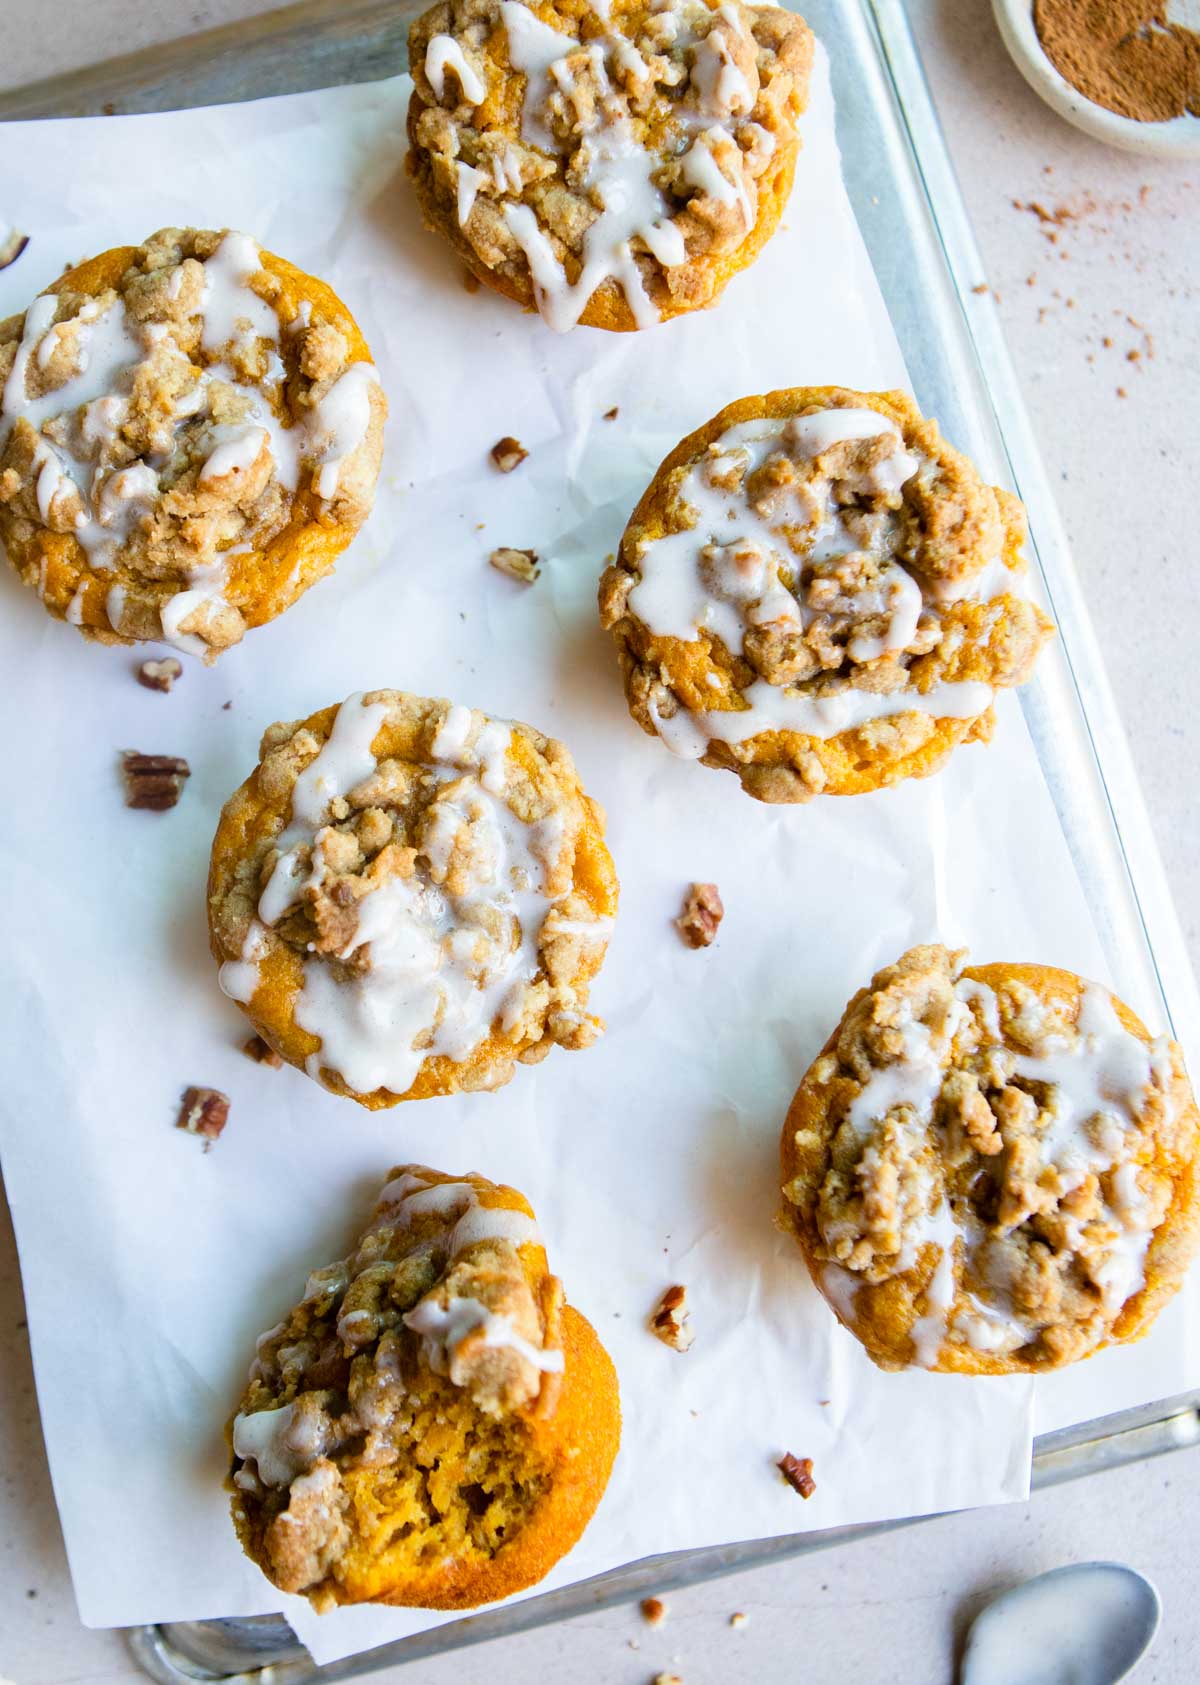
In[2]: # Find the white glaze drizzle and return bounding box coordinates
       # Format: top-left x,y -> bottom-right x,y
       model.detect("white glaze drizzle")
830,969 -> 1177,1367
379,1171 -> 562,1376
232,1401 -> 328,1489
628,407 -> 1023,754
495,0 -> 758,332
425,33 -> 487,104
308,362 -> 381,500
0,233 -> 379,652
237,697 -> 604,1097
456,161 -> 488,226
404,1295 -> 565,1376
650,678 -> 994,757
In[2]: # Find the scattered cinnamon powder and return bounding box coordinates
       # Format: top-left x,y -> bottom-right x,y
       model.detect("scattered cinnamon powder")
1034,2 -> 1200,122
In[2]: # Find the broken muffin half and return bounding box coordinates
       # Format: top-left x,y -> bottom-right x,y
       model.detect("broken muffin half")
229,1164 -> 620,1609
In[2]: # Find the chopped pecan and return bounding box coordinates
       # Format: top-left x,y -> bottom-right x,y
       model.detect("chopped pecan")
489,546 -> 540,584
242,1034 -> 283,1069
640,1597 -> 667,1626
603,406 -> 619,421
649,1284 -> 694,1352
0,229 -> 29,270
176,1086 -> 230,1145
777,1452 -> 816,1498
675,883 -> 723,949
136,656 -> 183,693
121,750 -> 191,809
490,435 -> 528,473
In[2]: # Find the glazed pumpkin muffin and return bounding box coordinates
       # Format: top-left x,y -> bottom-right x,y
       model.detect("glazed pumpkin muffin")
406,0 -> 814,332
209,689 -> 618,1107
0,227 -> 385,658
779,945 -> 1200,1374
230,1164 -> 620,1609
599,387 -> 1055,802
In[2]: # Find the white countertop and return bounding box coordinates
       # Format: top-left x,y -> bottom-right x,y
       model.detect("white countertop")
2,2 -> 1198,1681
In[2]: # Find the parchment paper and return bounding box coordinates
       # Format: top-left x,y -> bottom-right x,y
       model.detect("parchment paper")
0,48 -> 1195,1667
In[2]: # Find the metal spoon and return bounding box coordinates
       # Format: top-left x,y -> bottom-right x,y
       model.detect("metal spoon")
960,1562 -> 1161,1685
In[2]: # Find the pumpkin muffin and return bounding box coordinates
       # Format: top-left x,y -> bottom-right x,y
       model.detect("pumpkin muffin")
0,227 -> 385,658
779,945 -> 1200,1373
600,386 -> 1055,801
230,1164 -> 620,1609
406,0 -> 814,331
208,689 -> 618,1107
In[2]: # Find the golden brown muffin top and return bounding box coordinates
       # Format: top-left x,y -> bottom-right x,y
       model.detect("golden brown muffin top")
600,388 -> 1054,785
231,1166 -> 564,1602
0,226 -> 382,656
781,945 -> 1199,1371
408,0 -> 812,330
212,689 -> 616,1102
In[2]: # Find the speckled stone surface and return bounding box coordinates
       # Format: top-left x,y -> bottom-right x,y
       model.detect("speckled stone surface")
1,2 -> 1198,1682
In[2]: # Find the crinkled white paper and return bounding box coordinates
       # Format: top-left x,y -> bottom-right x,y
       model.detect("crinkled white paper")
0,50 -> 1195,1670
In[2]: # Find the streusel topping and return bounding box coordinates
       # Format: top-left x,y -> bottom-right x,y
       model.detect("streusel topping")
218,691 -> 612,1098
409,0 -> 812,329
783,946 -> 1191,1370
602,395 -> 1053,764
0,227 -> 381,656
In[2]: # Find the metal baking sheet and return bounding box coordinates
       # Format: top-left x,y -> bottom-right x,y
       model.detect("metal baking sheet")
4,0 -> 1198,1676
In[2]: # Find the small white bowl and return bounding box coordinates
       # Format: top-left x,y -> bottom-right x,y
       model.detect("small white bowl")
992,0 -> 1200,158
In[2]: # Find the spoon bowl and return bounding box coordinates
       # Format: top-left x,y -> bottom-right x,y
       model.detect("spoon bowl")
961,1561 -> 1161,1685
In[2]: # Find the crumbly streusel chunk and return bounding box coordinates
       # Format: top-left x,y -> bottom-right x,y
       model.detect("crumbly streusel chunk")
407,0 -> 813,330
781,945 -> 1198,1371
0,226 -> 384,657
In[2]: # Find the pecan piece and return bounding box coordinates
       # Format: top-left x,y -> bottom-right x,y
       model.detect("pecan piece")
675,883 -> 723,949
136,657 -> 183,693
489,547 -> 540,584
640,1597 -> 667,1626
490,435 -> 528,473
121,750 -> 190,810
777,1452 -> 816,1498
242,1034 -> 283,1069
176,1087 -> 230,1145
649,1284 -> 694,1352
603,406 -> 619,421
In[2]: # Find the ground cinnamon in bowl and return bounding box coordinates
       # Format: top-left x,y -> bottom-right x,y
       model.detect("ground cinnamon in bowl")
1034,2 -> 1200,121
